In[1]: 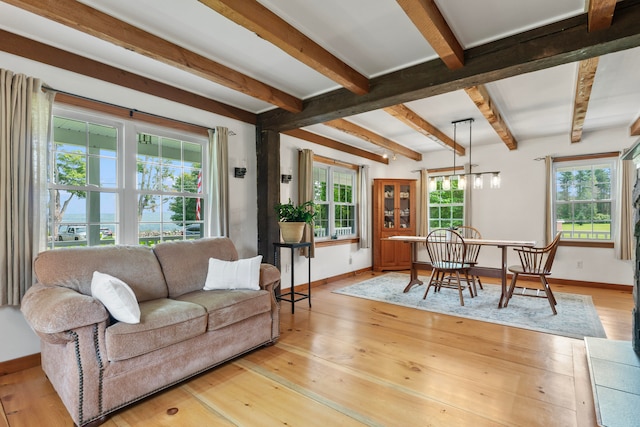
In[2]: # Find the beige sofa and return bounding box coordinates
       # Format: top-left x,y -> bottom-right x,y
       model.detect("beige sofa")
20,237 -> 280,426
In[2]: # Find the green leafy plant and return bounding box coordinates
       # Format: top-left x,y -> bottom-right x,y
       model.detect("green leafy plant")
274,199 -> 316,223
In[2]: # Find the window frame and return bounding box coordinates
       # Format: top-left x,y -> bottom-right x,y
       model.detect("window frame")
47,104 -> 209,248
312,156 -> 358,242
552,153 -> 617,245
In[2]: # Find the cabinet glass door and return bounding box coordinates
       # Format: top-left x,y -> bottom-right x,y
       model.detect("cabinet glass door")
384,184 -> 395,228
399,184 -> 411,229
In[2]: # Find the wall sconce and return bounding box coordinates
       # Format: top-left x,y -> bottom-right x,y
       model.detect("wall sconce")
281,174 -> 292,183
234,167 -> 247,178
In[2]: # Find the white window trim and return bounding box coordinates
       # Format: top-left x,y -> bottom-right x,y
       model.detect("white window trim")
552,156 -> 616,242
49,105 -> 208,247
313,162 -> 358,241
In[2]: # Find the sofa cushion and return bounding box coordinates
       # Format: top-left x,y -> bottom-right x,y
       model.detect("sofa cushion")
34,245 -> 168,302
91,272 -> 141,324
204,255 -> 262,290
153,237 -> 239,298
176,289 -> 271,331
105,298 -> 207,362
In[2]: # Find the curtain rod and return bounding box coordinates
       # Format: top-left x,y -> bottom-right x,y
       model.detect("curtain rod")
42,85 -> 236,135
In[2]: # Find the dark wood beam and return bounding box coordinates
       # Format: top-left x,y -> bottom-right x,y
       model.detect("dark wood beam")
282,129 -> 389,164
571,57 -> 600,143
383,104 -> 465,155
198,0 -> 369,95
464,85 -> 518,150
0,29 -> 257,125
588,0 -> 617,32
324,119 -> 422,161
259,0 -> 640,132
396,0 -> 464,69
4,0 -> 303,113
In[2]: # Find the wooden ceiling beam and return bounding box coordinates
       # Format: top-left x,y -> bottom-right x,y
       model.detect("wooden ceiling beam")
199,0 -> 369,95
324,119 -> 422,161
464,85 -> 518,150
588,0 -> 617,32
571,57 -> 600,143
259,0 -> 640,132
631,116 -> 640,136
383,104 -> 465,155
0,29 -> 257,124
282,129 -> 388,164
4,0 -> 303,113
396,0 -> 464,69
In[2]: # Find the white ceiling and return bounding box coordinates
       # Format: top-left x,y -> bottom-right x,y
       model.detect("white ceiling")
1,0 -> 639,157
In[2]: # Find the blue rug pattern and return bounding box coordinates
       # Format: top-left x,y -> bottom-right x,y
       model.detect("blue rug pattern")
334,273 -> 607,339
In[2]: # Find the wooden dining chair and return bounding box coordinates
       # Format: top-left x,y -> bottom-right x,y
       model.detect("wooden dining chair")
423,229 -> 474,306
504,232 -> 562,314
455,225 -> 483,295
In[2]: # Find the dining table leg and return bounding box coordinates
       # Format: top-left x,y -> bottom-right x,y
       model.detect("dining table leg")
498,245 -> 507,308
403,241 -> 424,292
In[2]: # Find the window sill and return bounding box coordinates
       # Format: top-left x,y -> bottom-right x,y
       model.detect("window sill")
559,240 -> 613,248
315,237 -> 360,247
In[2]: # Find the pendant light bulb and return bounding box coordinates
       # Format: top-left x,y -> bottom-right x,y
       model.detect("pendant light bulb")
490,172 -> 501,189
443,176 -> 451,191
458,174 -> 466,189
473,174 -> 483,190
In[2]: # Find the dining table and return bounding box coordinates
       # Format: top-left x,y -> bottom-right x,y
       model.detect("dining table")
385,235 -> 536,308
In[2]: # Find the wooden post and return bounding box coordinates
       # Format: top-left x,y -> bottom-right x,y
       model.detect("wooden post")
256,128 -> 281,267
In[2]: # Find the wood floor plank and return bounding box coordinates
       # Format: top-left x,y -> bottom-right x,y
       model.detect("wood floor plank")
0,272 -> 632,426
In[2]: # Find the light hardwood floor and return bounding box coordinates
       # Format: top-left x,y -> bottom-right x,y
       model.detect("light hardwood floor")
0,272 -> 634,427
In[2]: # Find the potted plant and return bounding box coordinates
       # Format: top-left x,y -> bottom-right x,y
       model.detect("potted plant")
274,199 -> 316,243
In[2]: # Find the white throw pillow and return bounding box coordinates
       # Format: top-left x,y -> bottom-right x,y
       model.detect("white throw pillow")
203,255 -> 263,291
91,271 -> 141,324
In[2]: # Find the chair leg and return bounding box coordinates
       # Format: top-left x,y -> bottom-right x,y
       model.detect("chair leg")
540,276 -> 557,315
464,271 -> 475,298
476,276 -> 483,290
455,271 -> 464,306
504,273 -> 518,307
423,270 -> 438,299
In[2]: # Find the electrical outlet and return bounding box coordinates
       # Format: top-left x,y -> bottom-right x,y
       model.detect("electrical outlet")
284,264 -> 290,273
348,255 -> 353,264
577,260 -> 583,269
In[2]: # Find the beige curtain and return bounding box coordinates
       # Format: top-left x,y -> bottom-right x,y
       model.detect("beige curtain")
1,69 -> 53,306
358,165 -> 370,249
298,148 -> 314,257
207,127 -> 229,237
615,156 -> 635,260
419,169 -> 428,236
544,155 -> 553,245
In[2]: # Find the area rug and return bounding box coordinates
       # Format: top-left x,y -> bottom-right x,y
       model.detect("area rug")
333,273 -> 607,339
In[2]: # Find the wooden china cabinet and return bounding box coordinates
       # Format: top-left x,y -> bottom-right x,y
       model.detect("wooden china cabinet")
373,178 -> 416,271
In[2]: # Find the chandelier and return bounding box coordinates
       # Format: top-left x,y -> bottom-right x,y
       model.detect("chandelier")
428,118 -> 501,191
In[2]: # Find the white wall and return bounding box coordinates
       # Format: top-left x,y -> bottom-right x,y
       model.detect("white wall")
0,52 -> 259,362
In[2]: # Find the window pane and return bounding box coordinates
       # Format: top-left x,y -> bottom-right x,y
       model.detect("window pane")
553,159 -> 614,241
428,177 -> 465,232
313,167 -> 328,202
314,204 -> 329,238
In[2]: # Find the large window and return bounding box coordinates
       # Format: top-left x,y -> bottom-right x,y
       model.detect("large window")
428,177 -> 465,230
47,107 -> 207,248
553,156 -> 615,241
313,162 -> 357,240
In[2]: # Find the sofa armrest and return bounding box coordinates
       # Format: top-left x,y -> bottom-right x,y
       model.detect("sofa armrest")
259,263 -> 280,291
21,283 -> 109,337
